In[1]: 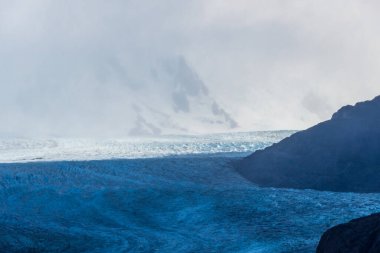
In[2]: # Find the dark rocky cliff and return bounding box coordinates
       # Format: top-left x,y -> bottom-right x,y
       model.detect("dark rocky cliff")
317,213 -> 380,253
236,96 -> 380,192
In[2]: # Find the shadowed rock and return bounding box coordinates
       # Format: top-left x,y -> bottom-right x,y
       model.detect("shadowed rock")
317,213 -> 380,253
236,96 -> 380,192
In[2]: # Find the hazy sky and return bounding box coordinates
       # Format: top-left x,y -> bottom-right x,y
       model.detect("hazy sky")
1,0 -> 380,137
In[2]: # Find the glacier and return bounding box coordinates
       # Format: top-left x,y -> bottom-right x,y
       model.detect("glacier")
0,131 -> 294,163
0,131 -> 380,252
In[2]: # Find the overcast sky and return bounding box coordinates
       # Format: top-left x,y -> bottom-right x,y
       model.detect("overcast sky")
1,0 -> 380,137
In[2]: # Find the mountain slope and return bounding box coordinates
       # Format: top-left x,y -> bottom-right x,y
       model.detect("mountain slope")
317,213 -> 380,253
236,95 -> 380,192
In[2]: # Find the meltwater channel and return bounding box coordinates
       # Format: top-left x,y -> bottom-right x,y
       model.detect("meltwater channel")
0,131 -> 379,252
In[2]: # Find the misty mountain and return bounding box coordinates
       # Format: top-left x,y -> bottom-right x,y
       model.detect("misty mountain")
127,56 -> 237,136
1,55 -> 237,137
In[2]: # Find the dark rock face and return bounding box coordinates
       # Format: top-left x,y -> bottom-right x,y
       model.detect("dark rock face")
236,96 -> 380,192
317,213 -> 380,253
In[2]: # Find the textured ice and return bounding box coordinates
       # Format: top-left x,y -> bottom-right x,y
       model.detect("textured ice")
0,131 -> 294,163
1,131 -> 379,252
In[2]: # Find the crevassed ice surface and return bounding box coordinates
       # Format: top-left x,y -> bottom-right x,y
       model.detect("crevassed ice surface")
0,131 -> 294,163
1,131 -> 380,253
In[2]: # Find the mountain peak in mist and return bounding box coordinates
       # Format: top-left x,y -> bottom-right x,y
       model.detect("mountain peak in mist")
127,56 -> 238,136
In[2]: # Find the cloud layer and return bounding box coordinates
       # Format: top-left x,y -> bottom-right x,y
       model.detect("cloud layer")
1,0 -> 379,137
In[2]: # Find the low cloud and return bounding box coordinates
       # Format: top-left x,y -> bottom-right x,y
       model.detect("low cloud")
0,0 -> 379,137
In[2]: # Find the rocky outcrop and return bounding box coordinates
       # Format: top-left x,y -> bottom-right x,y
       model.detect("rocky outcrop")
236,96 -> 380,192
317,213 -> 380,253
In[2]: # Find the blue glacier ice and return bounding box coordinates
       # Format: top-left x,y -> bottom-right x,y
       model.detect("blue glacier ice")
0,131 -> 379,252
